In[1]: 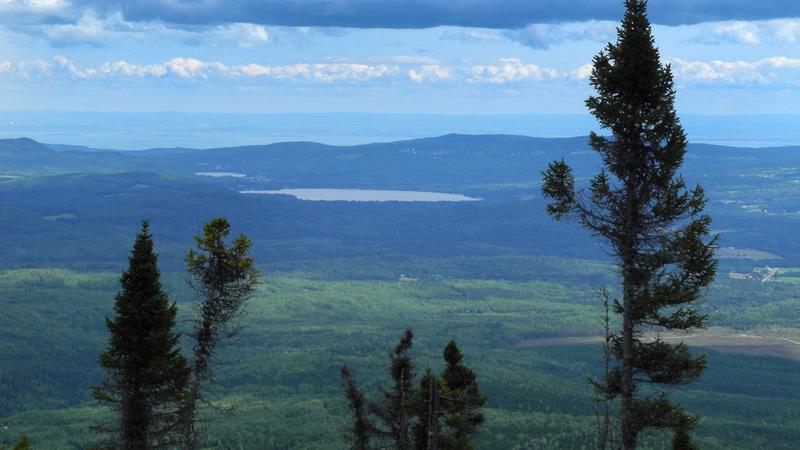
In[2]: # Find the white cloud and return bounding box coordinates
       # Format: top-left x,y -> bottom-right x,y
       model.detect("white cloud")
36,9 -> 117,47
5,56 -> 582,85
0,0 -> 69,14
440,28 -> 503,43
572,63 -> 593,80
53,54 -> 96,78
211,23 -> 269,47
0,58 -> 51,78
695,19 -> 800,45
238,63 -> 399,82
771,19 -> 800,43
98,60 -> 166,77
304,63 -> 398,82
504,21 -> 616,49
162,57 -> 232,79
710,22 -> 761,44
10,8 -> 274,48
439,22 -> 616,49
467,58 -> 561,83
1,56 -> 403,83
7,55 -> 798,89
238,63 -> 271,77
408,64 -> 451,83
461,55 -> 800,87
670,56 -> 800,85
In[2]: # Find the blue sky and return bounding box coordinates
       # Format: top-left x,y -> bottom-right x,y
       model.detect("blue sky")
1,0 -> 799,114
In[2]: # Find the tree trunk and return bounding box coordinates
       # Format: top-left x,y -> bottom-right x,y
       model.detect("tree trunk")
399,367 -> 409,450
621,282 -> 636,450
426,376 -> 439,450
621,183 -> 638,450
181,317 -> 213,449
598,293 -> 611,450
180,381 -> 199,450
122,385 -> 149,450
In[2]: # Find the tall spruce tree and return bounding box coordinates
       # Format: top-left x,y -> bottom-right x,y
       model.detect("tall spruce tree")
180,217 -> 260,449
370,329 -> 416,450
92,221 -> 190,450
410,341 -> 485,450
438,341 -> 485,449
541,1 -> 717,449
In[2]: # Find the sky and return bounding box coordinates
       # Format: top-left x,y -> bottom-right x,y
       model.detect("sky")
1,0 -> 800,115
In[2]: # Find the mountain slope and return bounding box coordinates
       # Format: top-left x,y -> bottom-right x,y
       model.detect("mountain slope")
3,134 -> 800,191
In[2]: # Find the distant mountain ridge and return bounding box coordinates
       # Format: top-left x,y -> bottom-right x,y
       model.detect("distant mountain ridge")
3,133 -> 800,269
24,133 -> 800,155
2,134 -> 799,191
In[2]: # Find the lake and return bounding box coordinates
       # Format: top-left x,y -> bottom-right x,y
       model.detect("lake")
195,171 -> 246,177
239,188 -> 481,202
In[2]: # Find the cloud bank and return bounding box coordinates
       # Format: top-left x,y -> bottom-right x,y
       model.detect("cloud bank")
694,19 -> 800,45
6,55 -> 799,88
670,56 -> 800,85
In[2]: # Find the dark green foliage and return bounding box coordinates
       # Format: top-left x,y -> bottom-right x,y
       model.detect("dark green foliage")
340,366 -> 375,450
1,435 -> 32,450
671,414 -> 699,450
91,221 -> 190,449
343,336 -> 485,450
181,217 -> 260,448
370,329 -> 416,450
541,1 -> 717,448
410,342 -> 486,450
438,341 -> 485,449
5,267 -> 800,448
12,435 -> 32,450
410,369 -> 443,450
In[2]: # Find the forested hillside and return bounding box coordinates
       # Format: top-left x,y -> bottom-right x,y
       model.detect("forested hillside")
2,130 -> 800,448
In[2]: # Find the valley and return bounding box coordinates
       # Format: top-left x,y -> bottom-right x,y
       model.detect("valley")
1,134 -> 800,448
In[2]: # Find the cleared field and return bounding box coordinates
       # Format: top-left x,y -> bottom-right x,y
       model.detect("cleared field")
516,327 -> 800,361
716,247 -> 782,261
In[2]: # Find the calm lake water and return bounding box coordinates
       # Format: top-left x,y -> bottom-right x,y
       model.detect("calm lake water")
239,188 -> 481,202
195,171 -> 246,177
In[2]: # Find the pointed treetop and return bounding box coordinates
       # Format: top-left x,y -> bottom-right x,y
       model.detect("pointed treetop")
394,329 -> 414,355
443,340 -> 463,367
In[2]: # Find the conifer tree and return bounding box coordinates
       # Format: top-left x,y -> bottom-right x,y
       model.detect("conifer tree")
411,369 -> 442,450
541,1 -> 717,448
671,415 -> 699,450
370,329 -> 416,450
12,436 -> 32,450
342,335 -> 485,450
92,221 -> 190,450
438,341 -> 485,449
180,217 -> 260,449
341,366 -> 376,450
1,435 -> 32,450
410,341 -> 485,450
